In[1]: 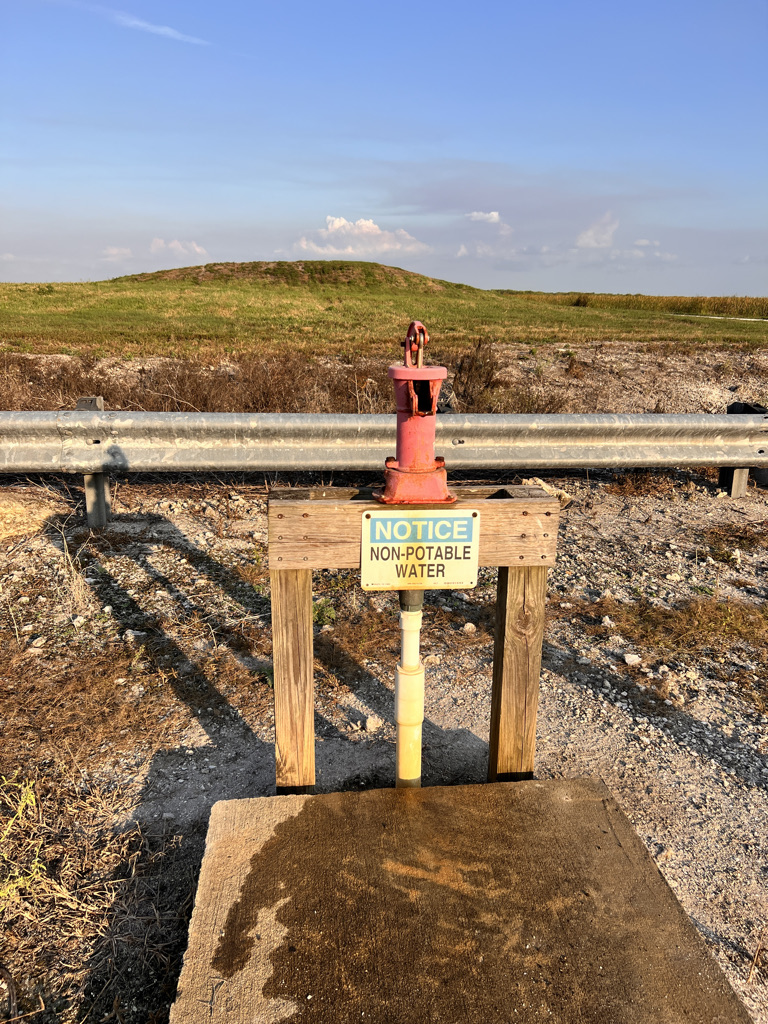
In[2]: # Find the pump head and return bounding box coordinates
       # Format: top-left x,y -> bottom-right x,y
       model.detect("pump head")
374,321 -> 456,505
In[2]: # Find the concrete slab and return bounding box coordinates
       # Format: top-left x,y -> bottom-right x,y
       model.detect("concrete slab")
171,779 -> 752,1024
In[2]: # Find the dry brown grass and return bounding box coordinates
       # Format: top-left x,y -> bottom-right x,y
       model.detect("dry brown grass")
0,490 -> 70,543
0,765 -> 190,1024
605,471 -> 678,497
0,623 -> 271,1023
0,352 -> 395,415
517,291 -> 768,319
0,347 -> 574,416
313,597 -> 495,688
450,340 -> 566,414
565,596 -> 767,709
701,521 -> 768,562
0,640 -> 175,770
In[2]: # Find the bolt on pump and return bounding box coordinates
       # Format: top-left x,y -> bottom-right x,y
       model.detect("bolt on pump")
377,322 -> 454,788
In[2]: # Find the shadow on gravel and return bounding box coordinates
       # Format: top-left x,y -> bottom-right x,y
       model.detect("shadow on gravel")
41,512 -> 492,1023
542,639 -> 768,794
43,513 -> 276,1023
312,630 -> 489,791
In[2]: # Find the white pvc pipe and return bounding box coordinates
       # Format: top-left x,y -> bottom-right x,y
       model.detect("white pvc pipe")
395,608 -> 425,788
400,608 -> 422,669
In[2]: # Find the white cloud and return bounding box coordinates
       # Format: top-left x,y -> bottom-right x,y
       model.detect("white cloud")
467,211 -> 500,223
634,239 -> 660,247
465,210 -> 513,235
102,246 -> 132,261
1,253 -> 16,262
601,246 -> 677,267
576,212 -> 619,249
50,2 -> 209,45
608,248 -> 646,261
150,238 -> 207,257
169,239 -> 207,256
456,244 -> 469,258
295,216 -> 429,256
111,11 -> 209,45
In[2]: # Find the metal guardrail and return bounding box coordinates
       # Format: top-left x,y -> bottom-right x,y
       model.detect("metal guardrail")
0,411 -> 767,475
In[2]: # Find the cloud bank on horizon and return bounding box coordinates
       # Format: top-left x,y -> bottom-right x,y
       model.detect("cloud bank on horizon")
2,0 -> 766,292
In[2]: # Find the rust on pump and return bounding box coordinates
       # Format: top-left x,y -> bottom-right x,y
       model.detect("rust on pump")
374,321 -> 456,504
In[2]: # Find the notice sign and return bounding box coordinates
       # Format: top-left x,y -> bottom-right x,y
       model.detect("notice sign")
361,510 -> 480,591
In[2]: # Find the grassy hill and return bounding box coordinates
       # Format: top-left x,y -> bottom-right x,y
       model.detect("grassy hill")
0,260 -> 766,359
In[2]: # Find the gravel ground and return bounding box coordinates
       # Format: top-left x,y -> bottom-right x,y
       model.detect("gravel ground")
0,470 -> 766,1022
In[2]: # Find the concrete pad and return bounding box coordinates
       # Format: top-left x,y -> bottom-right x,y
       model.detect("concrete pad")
171,779 -> 752,1024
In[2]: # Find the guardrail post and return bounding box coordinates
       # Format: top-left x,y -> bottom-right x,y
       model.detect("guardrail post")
722,467 -> 750,499
718,401 -> 768,498
75,396 -> 111,528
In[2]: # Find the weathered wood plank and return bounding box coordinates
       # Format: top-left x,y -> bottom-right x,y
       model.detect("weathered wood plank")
270,568 -> 315,793
488,565 -> 548,781
269,487 -> 559,570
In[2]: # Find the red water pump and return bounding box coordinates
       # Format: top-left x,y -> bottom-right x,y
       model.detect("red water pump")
375,321 -> 455,504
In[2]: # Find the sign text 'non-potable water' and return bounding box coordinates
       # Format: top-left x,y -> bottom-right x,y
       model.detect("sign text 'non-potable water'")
361,510 -> 480,591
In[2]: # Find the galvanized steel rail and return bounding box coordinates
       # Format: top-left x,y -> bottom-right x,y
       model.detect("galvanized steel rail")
1,410 -> 767,473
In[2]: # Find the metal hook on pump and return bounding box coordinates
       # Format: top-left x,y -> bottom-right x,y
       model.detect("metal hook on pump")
403,320 -> 428,369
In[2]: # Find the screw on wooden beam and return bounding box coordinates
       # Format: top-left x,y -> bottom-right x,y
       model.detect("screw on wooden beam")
75,396 -> 112,528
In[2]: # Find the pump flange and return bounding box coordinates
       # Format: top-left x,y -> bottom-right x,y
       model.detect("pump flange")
374,321 -> 456,505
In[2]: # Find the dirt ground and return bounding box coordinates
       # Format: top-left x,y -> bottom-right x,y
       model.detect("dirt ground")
0,343 -> 767,1023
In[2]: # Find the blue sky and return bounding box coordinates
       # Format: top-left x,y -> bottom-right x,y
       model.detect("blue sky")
2,0 -> 767,292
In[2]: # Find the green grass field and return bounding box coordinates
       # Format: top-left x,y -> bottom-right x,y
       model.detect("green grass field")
0,260 -> 766,359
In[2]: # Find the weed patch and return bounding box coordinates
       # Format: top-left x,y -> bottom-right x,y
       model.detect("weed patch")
451,340 -> 566,414
701,522 -> 768,562
567,596 -> 767,709
605,471 -> 677,497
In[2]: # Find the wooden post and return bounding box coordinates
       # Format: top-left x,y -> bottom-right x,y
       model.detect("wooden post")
270,568 -> 315,793
75,396 -> 111,528
488,565 -> 548,782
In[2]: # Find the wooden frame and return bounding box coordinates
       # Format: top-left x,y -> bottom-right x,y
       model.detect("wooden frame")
268,485 -> 559,793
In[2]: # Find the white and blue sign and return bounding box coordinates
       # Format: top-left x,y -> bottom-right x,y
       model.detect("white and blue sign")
361,510 -> 480,591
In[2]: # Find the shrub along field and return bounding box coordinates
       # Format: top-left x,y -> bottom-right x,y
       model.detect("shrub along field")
0,260 -> 767,361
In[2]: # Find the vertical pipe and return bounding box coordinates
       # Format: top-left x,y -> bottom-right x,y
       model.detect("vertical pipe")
395,590 -> 425,788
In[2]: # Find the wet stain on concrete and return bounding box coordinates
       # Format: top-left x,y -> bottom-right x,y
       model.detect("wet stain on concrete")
210,781 -> 750,1023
